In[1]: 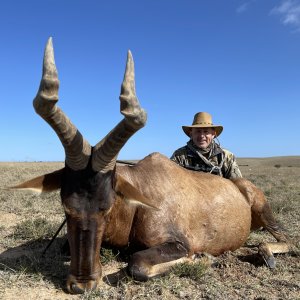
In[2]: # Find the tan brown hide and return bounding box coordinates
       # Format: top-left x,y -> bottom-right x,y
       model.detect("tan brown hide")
112,153 -> 251,255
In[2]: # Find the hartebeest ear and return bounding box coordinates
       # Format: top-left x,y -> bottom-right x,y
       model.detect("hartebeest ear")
115,174 -> 159,210
8,168 -> 63,193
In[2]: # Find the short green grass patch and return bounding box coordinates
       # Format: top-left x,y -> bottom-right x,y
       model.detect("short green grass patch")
171,260 -> 208,281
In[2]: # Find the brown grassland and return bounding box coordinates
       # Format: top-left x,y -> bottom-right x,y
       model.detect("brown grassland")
0,156 -> 299,300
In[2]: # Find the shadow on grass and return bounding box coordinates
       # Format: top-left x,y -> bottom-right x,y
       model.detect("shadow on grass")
237,253 -> 265,266
0,237 -> 70,291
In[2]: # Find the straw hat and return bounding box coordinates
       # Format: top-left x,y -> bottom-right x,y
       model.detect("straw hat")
182,112 -> 223,137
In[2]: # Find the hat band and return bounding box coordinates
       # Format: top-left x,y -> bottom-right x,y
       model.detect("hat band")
193,122 -> 214,125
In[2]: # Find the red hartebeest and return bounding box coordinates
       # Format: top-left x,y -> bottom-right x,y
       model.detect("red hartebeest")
11,38 -> 291,294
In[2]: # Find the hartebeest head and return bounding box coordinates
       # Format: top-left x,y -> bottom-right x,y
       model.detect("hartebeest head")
34,38 -> 147,293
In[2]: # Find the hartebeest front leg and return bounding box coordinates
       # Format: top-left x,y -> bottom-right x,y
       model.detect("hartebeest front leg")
127,241 -> 191,281
92,51 -> 147,172
33,37 -> 91,170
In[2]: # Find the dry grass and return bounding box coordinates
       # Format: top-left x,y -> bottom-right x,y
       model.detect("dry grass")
0,157 -> 299,300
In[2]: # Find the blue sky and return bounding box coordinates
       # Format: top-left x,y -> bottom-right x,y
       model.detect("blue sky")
0,0 -> 299,161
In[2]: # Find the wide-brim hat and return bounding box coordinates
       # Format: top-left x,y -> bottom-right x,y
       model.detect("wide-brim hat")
182,112 -> 223,137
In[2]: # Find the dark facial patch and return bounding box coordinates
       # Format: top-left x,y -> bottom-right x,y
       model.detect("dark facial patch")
61,165 -> 116,214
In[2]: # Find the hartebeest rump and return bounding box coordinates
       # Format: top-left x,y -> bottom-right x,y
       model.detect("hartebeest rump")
12,38 -> 291,294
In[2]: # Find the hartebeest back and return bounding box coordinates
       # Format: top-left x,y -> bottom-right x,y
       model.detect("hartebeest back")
11,38 -> 292,294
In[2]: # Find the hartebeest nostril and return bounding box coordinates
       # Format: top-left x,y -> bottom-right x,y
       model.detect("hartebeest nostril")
69,280 -> 97,294
71,283 -> 84,294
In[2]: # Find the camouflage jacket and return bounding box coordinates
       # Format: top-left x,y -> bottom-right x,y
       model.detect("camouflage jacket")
170,140 -> 242,179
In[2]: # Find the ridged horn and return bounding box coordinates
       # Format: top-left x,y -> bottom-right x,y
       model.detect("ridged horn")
33,37 -> 91,170
92,50 -> 147,173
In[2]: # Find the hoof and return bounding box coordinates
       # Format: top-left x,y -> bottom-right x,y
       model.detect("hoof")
127,264 -> 149,282
258,243 -> 276,269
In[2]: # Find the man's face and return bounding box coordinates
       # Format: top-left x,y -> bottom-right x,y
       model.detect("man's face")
190,127 -> 216,149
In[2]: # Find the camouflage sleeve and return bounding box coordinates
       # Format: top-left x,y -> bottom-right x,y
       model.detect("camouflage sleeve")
170,147 -> 187,167
170,152 -> 177,162
222,149 -> 243,179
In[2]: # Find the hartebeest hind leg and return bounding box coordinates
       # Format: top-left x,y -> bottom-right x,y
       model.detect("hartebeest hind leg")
252,200 -> 291,268
232,178 -> 292,268
127,242 -> 193,281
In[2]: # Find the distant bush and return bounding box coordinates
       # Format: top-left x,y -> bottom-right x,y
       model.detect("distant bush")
274,164 -> 281,168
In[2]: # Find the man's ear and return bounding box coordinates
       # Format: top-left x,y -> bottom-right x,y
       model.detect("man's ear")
212,129 -> 217,138
114,173 -> 159,210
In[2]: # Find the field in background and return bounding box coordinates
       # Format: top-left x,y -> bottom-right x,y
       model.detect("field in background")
0,157 -> 299,299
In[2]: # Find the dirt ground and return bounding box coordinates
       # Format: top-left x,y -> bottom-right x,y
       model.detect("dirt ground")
0,157 -> 299,299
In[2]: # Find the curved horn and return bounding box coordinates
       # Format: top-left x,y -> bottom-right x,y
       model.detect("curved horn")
33,37 -> 91,170
92,51 -> 147,173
